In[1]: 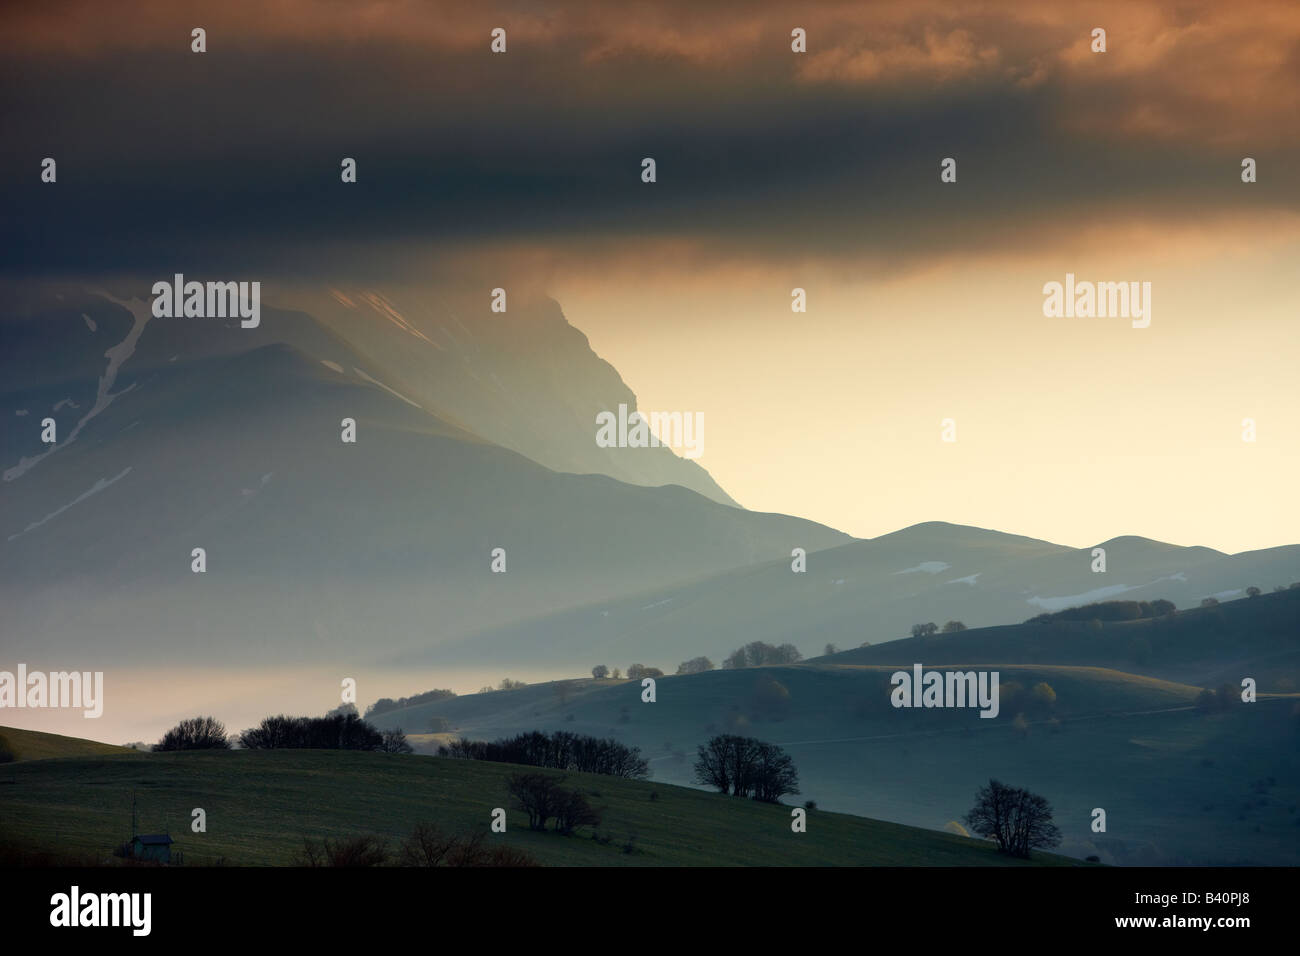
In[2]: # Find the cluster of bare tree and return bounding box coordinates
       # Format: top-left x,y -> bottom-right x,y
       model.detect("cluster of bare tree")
963,779 -> 1061,858
1027,599 -> 1174,624
506,773 -> 602,834
237,712 -> 403,751
364,688 -> 457,718
722,641 -> 802,669
478,678 -> 528,693
909,621 -> 967,637
438,730 -> 649,778
296,825 -> 537,866
693,734 -> 800,802
591,664 -> 668,679
399,823 -> 538,865
154,716 -> 231,751
675,656 -> 714,675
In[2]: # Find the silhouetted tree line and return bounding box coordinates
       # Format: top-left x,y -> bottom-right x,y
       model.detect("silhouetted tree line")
1026,599 -> 1176,624
722,641 -> 802,669
364,688 -> 457,718
693,734 -> 800,802
155,716 -> 231,751
438,730 -> 650,778
238,712 -> 385,750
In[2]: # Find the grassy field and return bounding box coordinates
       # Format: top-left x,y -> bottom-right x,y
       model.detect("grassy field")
0,726 -> 133,762
0,743 -> 1078,867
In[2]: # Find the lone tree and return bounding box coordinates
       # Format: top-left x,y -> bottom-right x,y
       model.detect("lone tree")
591,664 -> 609,679
380,728 -> 414,753
941,621 -> 967,634
963,779 -> 1061,859
911,622 -> 939,638
155,716 -> 230,751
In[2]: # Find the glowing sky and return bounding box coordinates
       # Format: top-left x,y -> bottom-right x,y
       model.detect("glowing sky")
3,0 -> 1297,552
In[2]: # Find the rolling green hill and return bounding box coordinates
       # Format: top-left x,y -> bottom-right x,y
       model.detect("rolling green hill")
0,747 -> 1075,867
832,586 -> 1300,690
367,619 -> 1300,866
0,726 -> 132,762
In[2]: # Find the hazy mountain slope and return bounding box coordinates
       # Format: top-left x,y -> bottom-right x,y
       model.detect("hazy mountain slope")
1,322 -> 848,666
2,283 -> 738,507
286,287 -> 739,506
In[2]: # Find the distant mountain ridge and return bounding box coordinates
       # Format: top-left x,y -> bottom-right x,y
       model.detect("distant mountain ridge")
424,520 -> 1300,672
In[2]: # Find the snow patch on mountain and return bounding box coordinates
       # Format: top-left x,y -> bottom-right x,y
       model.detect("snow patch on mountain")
894,561 -> 951,575
1026,583 -> 1140,611
353,368 -> 421,409
3,293 -> 150,482
7,467 -> 133,541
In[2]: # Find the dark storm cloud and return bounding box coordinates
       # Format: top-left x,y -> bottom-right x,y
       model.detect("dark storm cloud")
2,1 -> 1297,279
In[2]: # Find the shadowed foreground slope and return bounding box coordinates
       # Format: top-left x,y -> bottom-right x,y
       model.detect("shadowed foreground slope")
0,746 -> 1077,866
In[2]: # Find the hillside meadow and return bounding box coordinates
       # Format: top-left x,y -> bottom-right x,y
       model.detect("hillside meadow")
0,745 -> 1079,867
